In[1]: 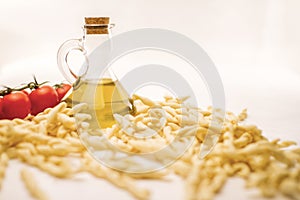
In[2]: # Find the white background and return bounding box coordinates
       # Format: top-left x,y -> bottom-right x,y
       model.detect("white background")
0,0 -> 300,200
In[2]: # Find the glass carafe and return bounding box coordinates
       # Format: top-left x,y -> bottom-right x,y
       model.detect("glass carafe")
57,17 -> 134,128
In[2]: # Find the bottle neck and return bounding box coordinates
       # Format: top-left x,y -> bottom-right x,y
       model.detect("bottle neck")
83,32 -> 111,54
81,29 -> 115,81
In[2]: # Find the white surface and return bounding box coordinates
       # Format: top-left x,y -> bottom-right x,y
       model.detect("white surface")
1,0 -> 300,200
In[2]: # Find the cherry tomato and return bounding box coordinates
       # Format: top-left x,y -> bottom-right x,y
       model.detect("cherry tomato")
55,84 -> 72,101
0,98 -> 4,119
2,91 -> 31,120
29,85 -> 59,115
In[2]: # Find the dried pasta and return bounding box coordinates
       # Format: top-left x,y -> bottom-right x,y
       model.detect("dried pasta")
0,95 -> 299,200
20,168 -> 48,200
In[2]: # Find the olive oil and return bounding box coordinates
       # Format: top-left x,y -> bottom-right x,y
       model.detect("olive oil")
67,78 -> 134,128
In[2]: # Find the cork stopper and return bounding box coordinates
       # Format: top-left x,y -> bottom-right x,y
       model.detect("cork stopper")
84,17 -> 111,34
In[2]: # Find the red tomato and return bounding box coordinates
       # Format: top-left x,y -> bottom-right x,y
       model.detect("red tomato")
55,84 -> 72,101
0,98 -> 4,119
29,85 -> 59,115
2,91 -> 31,120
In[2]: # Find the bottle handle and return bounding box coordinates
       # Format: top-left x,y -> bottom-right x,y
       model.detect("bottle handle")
57,38 -> 88,83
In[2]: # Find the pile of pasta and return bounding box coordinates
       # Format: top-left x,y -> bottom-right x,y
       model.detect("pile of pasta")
0,95 -> 299,200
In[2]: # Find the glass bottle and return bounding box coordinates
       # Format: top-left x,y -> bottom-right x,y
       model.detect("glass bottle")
57,17 -> 134,128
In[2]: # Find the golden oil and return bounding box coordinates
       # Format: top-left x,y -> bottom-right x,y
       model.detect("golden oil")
66,78 -> 134,128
